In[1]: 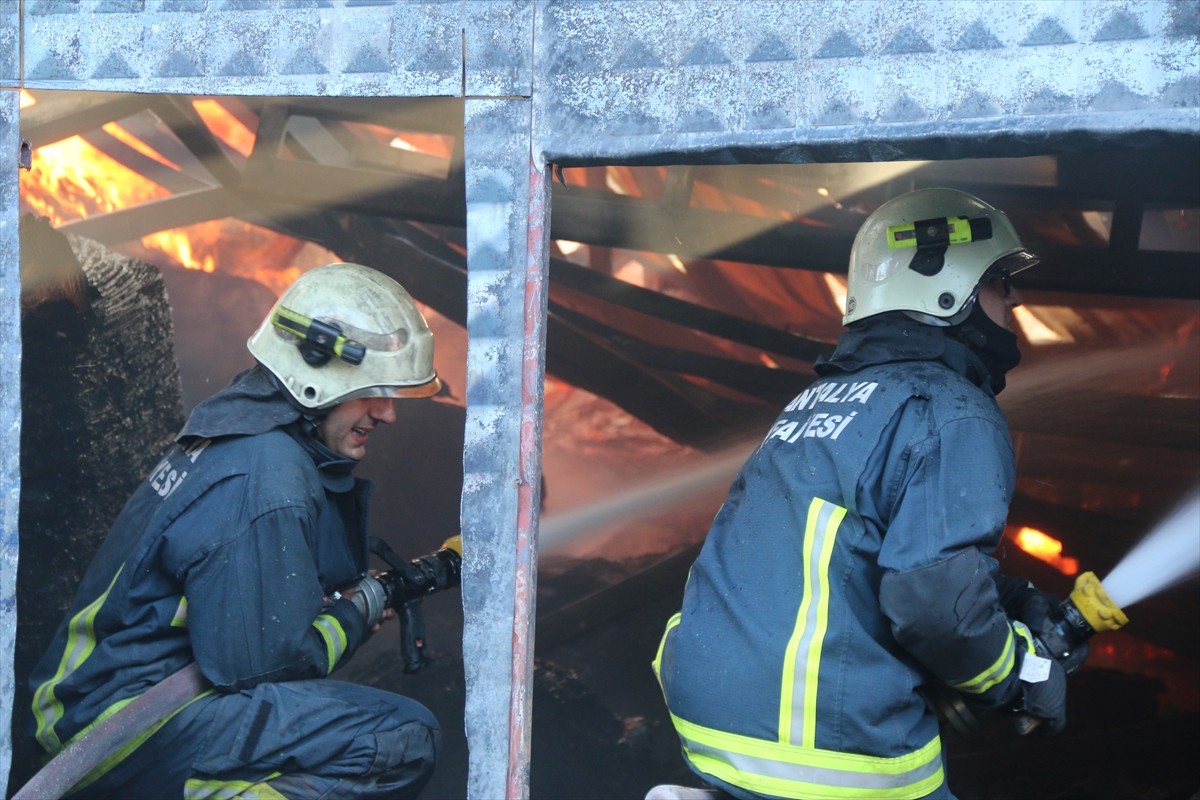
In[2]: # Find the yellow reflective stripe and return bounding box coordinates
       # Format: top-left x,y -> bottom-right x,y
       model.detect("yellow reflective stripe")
184,773 -> 284,800
953,625 -> 1016,694
171,596 -> 189,628
33,567 -> 124,753
243,784 -> 289,800
652,612 -> 682,681
312,613 -> 348,673
672,711 -> 943,799
779,498 -> 846,748
67,689 -> 214,796
1012,620 -> 1036,653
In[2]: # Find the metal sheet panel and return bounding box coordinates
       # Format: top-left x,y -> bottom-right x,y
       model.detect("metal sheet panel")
0,89 -> 22,800
0,0 -> 17,88
20,0 -> 531,97
464,0 -> 534,98
462,96 -> 546,800
533,0 -> 1200,163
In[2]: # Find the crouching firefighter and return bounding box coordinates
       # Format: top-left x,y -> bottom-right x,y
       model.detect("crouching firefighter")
24,263 -> 454,800
654,189 -> 1071,800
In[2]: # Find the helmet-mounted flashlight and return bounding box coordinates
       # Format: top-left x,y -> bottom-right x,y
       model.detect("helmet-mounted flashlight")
887,215 -> 994,276
271,306 -> 367,367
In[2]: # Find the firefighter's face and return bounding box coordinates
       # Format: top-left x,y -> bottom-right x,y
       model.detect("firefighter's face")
978,274 -> 1021,330
318,397 -> 397,460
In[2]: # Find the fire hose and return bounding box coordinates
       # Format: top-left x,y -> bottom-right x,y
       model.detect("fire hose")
12,537 -> 462,800
932,570 -> 1129,736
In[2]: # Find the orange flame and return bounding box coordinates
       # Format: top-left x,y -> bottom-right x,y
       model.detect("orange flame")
19,134 -> 170,225
101,121 -> 180,171
19,95 -> 332,295
1012,527 -> 1079,575
192,98 -> 255,158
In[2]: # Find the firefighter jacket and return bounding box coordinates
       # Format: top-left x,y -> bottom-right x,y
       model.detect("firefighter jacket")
655,315 -> 1030,800
29,368 -> 372,756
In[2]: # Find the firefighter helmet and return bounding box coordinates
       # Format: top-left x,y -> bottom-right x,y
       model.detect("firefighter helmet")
248,262 -> 440,409
844,188 -> 1038,326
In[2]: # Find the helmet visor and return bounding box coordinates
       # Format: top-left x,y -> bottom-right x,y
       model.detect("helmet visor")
987,250 -> 1040,279
973,250 -> 1040,300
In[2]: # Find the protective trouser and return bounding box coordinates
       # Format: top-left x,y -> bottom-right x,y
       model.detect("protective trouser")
68,680 -> 439,800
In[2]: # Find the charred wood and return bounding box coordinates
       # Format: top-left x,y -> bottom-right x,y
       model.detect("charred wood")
11,224 -> 183,792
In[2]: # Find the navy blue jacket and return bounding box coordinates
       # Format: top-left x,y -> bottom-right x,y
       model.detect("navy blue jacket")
656,317 -> 1027,800
29,368 -> 371,755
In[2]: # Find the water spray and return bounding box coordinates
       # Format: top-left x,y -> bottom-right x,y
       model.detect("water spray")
1044,490 -> 1199,659
539,442 -> 754,554
941,489 -> 1200,736
1101,490 -> 1200,609
1044,489 -> 1200,669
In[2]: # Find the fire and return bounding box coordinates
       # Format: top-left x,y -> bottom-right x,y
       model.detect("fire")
101,121 -> 180,170
18,93 -> 333,295
192,98 -> 255,158
19,134 -> 170,224
143,229 -> 216,274
1012,526 -> 1079,575
19,132 -> 226,276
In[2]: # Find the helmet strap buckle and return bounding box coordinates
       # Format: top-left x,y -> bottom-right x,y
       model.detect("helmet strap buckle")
299,340 -> 334,367
910,247 -> 947,276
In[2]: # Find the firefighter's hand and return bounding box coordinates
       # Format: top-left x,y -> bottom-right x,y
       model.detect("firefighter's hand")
1013,589 -> 1056,633
1015,592 -> 1090,674
1015,655 -> 1068,734
335,571 -> 397,633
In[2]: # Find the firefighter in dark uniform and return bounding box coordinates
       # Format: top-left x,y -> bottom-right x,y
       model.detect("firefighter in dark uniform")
655,189 -> 1068,800
29,263 -> 443,799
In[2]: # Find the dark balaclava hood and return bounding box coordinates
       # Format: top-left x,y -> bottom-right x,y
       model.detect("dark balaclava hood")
816,312 -> 997,395
948,300 -> 1022,394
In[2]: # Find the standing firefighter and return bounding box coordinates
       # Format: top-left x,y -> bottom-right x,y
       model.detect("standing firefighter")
654,189 -> 1069,800
27,263 -> 444,799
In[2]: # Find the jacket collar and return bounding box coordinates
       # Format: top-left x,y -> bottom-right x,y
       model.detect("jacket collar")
179,365 -> 312,440
289,424 -> 358,493
815,313 -> 994,395
178,365 -> 358,491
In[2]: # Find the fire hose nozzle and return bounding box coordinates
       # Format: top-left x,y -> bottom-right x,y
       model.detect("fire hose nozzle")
1066,571 -> 1129,636
1039,571 -> 1129,673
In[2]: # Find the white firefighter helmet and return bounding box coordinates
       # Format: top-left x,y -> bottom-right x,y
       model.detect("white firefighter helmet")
844,188 -> 1039,326
247,262 -> 440,409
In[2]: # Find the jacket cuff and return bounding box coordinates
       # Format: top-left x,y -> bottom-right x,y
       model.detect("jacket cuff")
313,598 -> 370,674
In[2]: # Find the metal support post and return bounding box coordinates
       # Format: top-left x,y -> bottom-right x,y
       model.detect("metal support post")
1,89 -> 24,799
461,96 -> 549,800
